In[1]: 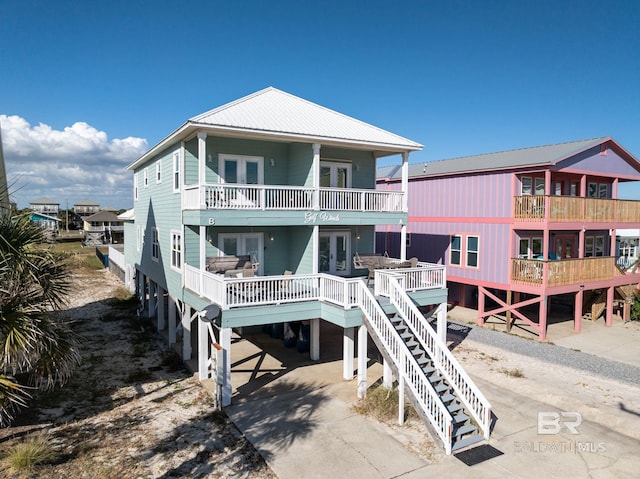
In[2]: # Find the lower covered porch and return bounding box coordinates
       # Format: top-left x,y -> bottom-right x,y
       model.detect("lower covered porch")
134,262 -> 448,407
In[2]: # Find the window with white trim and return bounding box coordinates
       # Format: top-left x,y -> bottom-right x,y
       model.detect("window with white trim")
466,235 -> 479,268
585,235 -> 605,257
521,177 -> 532,195
144,168 -> 149,188
450,235 -> 461,266
534,178 -> 545,196
173,151 -> 181,192
170,231 -> 182,270
156,161 -> 162,183
136,225 -> 145,252
151,228 -> 159,261
134,173 -> 138,201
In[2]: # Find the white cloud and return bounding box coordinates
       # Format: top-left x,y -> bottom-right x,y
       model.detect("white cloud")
1,115 -> 148,209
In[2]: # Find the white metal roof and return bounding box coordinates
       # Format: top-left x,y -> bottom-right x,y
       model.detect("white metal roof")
129,87 -> 422,170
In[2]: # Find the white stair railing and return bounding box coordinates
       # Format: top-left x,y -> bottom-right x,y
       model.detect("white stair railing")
357,282 -> 453,454
387,276 -> 492,440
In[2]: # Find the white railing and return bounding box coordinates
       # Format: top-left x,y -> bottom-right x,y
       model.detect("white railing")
357,282 -> 453,454
387,276 -> 491,440
108,246 -> 125,270
184,265 -> 366,310
182,184 -> 404,213
374,263 -> 446,297
319,188 -> 404,212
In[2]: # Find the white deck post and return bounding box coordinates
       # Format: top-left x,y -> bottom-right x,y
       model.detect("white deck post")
182,305 -> 192,360
310,318 -> 320,360
197,132 -> 207,205
357,325 -> 368,398
343,327 -> 355,380
220,327 -> 232,407
383,359 -> 393,389
312,143 -> 321,210
168,297 -> 177,345
398,375 -> 405,425
157,285 -> 166,331
137,272 -> 146,312
437,302 -> 447,344
198,317 -> 209,380
148,280 -> 156,319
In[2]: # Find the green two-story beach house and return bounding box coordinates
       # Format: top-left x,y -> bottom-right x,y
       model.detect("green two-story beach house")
120,87 -> 491,453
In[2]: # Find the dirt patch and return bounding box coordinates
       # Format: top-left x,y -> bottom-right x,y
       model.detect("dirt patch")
0,268 -> 275,478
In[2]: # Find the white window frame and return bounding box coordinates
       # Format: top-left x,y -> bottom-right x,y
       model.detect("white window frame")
156,161 -> 162,184
134,173 -> 138,201
534,177 -> 545,196
521,177 -> 532,195
320,160 -> 353,188
450,234 -> 462,266
144,167 -> 149,188
218,153 -> 264,185
170,230 -> 182,271
173,150 -> 181,193
151,228 -> 159,262
466,235 -> 479,268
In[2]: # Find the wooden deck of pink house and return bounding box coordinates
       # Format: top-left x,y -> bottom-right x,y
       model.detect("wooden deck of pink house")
377,137 -> 640,340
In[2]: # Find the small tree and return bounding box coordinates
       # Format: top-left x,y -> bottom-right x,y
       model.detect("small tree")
0,214 -> 80,425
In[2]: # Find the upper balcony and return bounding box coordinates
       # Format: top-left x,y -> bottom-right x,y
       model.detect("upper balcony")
183,183 -> 404,213
514,196 -> 640,224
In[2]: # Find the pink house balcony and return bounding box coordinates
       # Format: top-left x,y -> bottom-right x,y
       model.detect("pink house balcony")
514,196 -> 640,223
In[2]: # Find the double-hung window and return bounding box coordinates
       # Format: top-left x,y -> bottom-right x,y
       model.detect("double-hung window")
156,161 -> 162,184
151,228 -> 159,261
466,235 -> 479,268
170,231 -> 182,270
450,235 -> 462,266
173,151 -> 181,192
144,168 -> 149,188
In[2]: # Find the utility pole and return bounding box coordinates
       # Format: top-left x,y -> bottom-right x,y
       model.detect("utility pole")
66,199 -> 69,232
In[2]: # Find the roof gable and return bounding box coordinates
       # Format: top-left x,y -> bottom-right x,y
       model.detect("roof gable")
379,137 -> 640,180
129,87 -> 422,170
190,87 -> 422,150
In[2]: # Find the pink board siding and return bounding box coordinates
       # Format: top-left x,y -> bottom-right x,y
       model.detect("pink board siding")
560,145 -> 640,178
408,171 -> 513,219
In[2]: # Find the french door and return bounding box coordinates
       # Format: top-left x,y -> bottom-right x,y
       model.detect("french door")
219,154 -> 263,206
320,161 -> 351,188
555,234 -> 576,259
218,233 -> 263,274
319,231 -> 350,276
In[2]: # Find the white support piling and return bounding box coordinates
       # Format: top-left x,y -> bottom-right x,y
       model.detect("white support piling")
357,325 -> 368,398
220,327 -> 232,407
182,305 -> 192,360
343,327 -> 355,380
310,318 -> 320,361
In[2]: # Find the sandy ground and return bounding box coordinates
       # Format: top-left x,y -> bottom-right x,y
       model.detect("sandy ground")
0,268 -> 275,479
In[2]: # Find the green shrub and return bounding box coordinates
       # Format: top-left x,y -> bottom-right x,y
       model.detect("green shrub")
2,433 -> 57,473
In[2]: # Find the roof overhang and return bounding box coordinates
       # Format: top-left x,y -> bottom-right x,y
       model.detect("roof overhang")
128,122 -> 422,170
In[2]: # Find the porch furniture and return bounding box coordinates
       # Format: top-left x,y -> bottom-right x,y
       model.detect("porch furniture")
206,255 -> 253,273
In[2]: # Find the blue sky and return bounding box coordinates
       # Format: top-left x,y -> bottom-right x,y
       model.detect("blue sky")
1,0 -> 639,209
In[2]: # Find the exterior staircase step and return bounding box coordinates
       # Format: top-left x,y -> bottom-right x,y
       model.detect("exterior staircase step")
451,434 -> 485,452
452,423 -> 477,438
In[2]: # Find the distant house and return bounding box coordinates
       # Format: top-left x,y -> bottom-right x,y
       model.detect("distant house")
73,199 -> 100,227
29,211 -> 60,241
377,137 -> 640,340
30,197 -> 59,216
616,229 -> 639,270
83,210 -> 124,245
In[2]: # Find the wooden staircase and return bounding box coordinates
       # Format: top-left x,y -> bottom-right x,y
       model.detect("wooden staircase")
390,313 -> 484,451
357,276 -> 491,454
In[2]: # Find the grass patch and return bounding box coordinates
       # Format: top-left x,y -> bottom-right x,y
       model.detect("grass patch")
110,286 -> 137,306
2,433 -> 58,474
500,367 -> 525,378
352,383 -> 417,423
